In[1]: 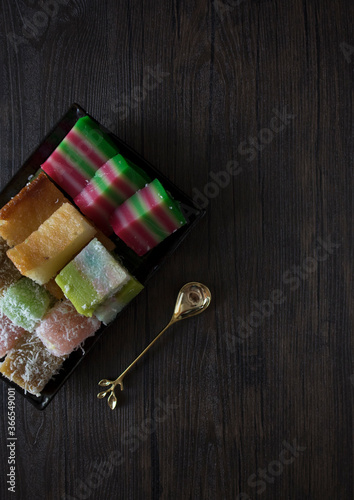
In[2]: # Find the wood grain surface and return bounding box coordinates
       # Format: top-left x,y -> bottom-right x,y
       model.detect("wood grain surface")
0,1 -> 353,499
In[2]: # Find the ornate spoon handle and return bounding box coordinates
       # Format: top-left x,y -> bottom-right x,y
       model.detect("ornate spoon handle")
97,282 -> 211,409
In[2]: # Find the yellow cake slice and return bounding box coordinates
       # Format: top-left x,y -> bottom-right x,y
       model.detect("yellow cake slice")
0,172 -> 68,247
7,203 -> 96,285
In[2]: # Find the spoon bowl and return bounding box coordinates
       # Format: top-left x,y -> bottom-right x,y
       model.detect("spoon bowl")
172,282 -> 211,322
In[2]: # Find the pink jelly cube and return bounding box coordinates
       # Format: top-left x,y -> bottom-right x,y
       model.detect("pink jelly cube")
0,311 -> 27,358
35,300 -> 101,357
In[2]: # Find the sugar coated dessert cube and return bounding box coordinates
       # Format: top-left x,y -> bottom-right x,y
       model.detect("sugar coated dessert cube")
36,300 -> 101,356
0,172 -> 67,247
42,116 -> 119,198
0,238 -> 21,297
0,278 -> 51,332
0,332 -> 65,396
55,238 -> 129,316
7,203 -> 96,285
0,311 -> 27,358
74,154 -> 150,234
95,276 -> 144,324
110,178 -> 186,256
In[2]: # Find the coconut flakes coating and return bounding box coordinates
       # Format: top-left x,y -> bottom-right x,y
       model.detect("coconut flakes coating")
0,332 -> 66,396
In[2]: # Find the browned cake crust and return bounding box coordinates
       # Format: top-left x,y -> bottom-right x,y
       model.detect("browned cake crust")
0,172 -> 68,247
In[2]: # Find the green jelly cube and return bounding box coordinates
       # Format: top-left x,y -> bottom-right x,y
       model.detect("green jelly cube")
0,278 -> 51,332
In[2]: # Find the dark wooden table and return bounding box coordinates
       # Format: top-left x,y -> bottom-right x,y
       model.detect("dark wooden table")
0,1 -> 353,499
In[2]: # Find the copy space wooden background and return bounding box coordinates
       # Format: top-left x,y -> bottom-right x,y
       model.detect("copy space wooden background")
0,1 -> 353,499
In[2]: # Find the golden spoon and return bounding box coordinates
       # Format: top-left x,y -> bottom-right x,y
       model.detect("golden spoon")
97,282 -> 211,409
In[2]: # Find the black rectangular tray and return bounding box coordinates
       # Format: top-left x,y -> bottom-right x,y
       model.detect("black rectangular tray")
0,103 -> 204,409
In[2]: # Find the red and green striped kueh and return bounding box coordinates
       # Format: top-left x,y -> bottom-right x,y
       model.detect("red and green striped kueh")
42,116 -> 119,198
110,178 -> 187,256
74,154 -> 150,234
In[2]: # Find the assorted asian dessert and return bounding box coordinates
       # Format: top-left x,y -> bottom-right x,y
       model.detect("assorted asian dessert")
0,116 -> 187,397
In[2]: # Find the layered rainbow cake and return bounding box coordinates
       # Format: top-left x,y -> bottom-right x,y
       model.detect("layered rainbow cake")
110,178 -> 186,256
41,116 -> 119,198
74,154 -> 150,234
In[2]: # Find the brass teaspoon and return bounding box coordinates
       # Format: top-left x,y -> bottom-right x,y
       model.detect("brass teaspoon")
97,282 -> 211,409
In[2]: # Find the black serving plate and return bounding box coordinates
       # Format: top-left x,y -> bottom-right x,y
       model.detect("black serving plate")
0,104 -> 204,409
